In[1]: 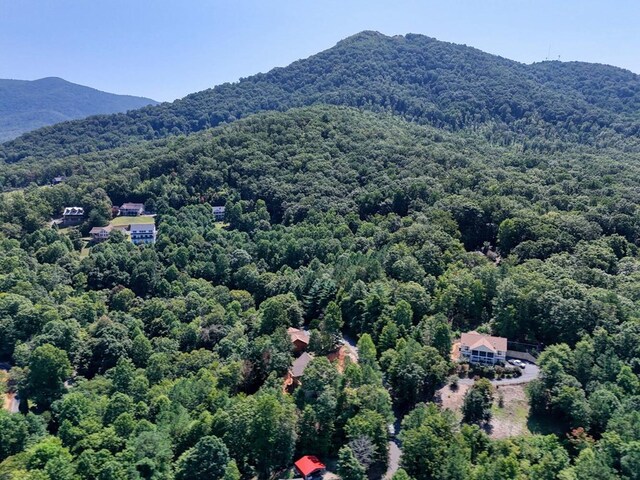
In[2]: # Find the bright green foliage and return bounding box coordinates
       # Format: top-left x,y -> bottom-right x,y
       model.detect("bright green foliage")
23,344 -> 72,410
0,29 -> 639,480
345,410 -> 389,466
175,435 -> 230,480
337,446 -> 367,480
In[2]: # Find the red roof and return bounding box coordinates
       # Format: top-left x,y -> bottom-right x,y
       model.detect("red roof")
294,456 -> 326,477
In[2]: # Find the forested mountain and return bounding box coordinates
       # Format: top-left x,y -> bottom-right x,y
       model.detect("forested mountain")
2,105 -> 640,478
1,31 -> 640,480
0,77 -> 157,142
3,31 -> 640,163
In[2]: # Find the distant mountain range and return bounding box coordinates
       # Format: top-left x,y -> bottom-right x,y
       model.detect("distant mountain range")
0,77 -> 157,142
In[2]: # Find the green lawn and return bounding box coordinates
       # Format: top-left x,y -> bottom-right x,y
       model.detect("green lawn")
110,215 -> 155,227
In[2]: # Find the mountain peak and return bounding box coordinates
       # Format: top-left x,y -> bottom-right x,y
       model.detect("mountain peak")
33,76 -> 68,83
2,31 -> 639,160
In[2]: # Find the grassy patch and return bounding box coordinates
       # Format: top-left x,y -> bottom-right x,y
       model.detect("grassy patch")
110,215 -> 155,227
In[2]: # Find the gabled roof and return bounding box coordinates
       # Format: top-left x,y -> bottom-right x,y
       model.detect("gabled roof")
89,225 -> 113,234
291,352 -> 314,378
460,331 -> 507,353
287,327 -> 310,345
130,224 -> 155,231
294,456 -> 326,477
63,206 -> 84,216
120,202 -> 144,210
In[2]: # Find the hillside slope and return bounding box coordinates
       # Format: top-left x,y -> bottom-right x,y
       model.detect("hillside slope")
2,106 -> 640,479
0,77 -> 158,142
2,31 -> 639,162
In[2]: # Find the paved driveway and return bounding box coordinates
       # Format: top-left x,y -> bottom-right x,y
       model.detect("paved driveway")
459,362 -> 539,386
384,440 -> 402,479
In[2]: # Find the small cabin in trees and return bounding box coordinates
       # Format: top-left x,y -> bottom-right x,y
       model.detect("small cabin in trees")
294,456 -> 326,480
89,225 -> 113,242
284,352 -> 314,392
287,327 -> 310,354
90,225 -> 128,242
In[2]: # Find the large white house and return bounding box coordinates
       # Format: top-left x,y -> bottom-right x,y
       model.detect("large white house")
460,331 -> 507,365
212,206 -> 226,222
130,224 -> 156,245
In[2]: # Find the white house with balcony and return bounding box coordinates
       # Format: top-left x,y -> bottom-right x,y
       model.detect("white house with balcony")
130,223 -> 156,245
459,331 -> 507,365
212,206 -> 226,222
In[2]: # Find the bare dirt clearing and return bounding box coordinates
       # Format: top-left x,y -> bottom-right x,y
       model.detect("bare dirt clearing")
437,382 -> 532,439
490,384 -> 531,439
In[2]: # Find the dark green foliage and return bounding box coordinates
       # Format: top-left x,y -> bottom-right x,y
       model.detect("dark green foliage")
0,31 -> 640,480
461,378 -> 493,425
3,32 -> 640,165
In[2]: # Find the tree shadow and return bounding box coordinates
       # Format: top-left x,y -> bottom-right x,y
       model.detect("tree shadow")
526,412 -> 564,436
481,421 -> 494,435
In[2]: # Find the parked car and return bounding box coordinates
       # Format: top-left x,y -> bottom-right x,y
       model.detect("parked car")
508,359 -> 526,369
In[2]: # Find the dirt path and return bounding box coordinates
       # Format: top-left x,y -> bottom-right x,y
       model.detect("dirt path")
1,364 -> 20,413
3,392 -> 20,413
438,383 -> 470,415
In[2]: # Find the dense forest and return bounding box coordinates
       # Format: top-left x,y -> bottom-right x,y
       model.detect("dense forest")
2,31 -> 640,164
1,32 -> 640,480
0,77 -> 157,142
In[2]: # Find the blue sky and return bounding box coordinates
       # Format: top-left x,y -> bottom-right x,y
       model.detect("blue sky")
1,0 -> 638,102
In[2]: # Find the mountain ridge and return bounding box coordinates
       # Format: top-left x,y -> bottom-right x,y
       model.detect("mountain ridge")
0,77 -> 158,142
1,31 -> 639,162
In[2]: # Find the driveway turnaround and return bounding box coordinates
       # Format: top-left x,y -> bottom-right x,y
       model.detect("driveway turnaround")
458,362 -> 540,386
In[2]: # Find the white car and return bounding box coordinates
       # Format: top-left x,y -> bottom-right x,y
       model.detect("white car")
509,359 -> 526,369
